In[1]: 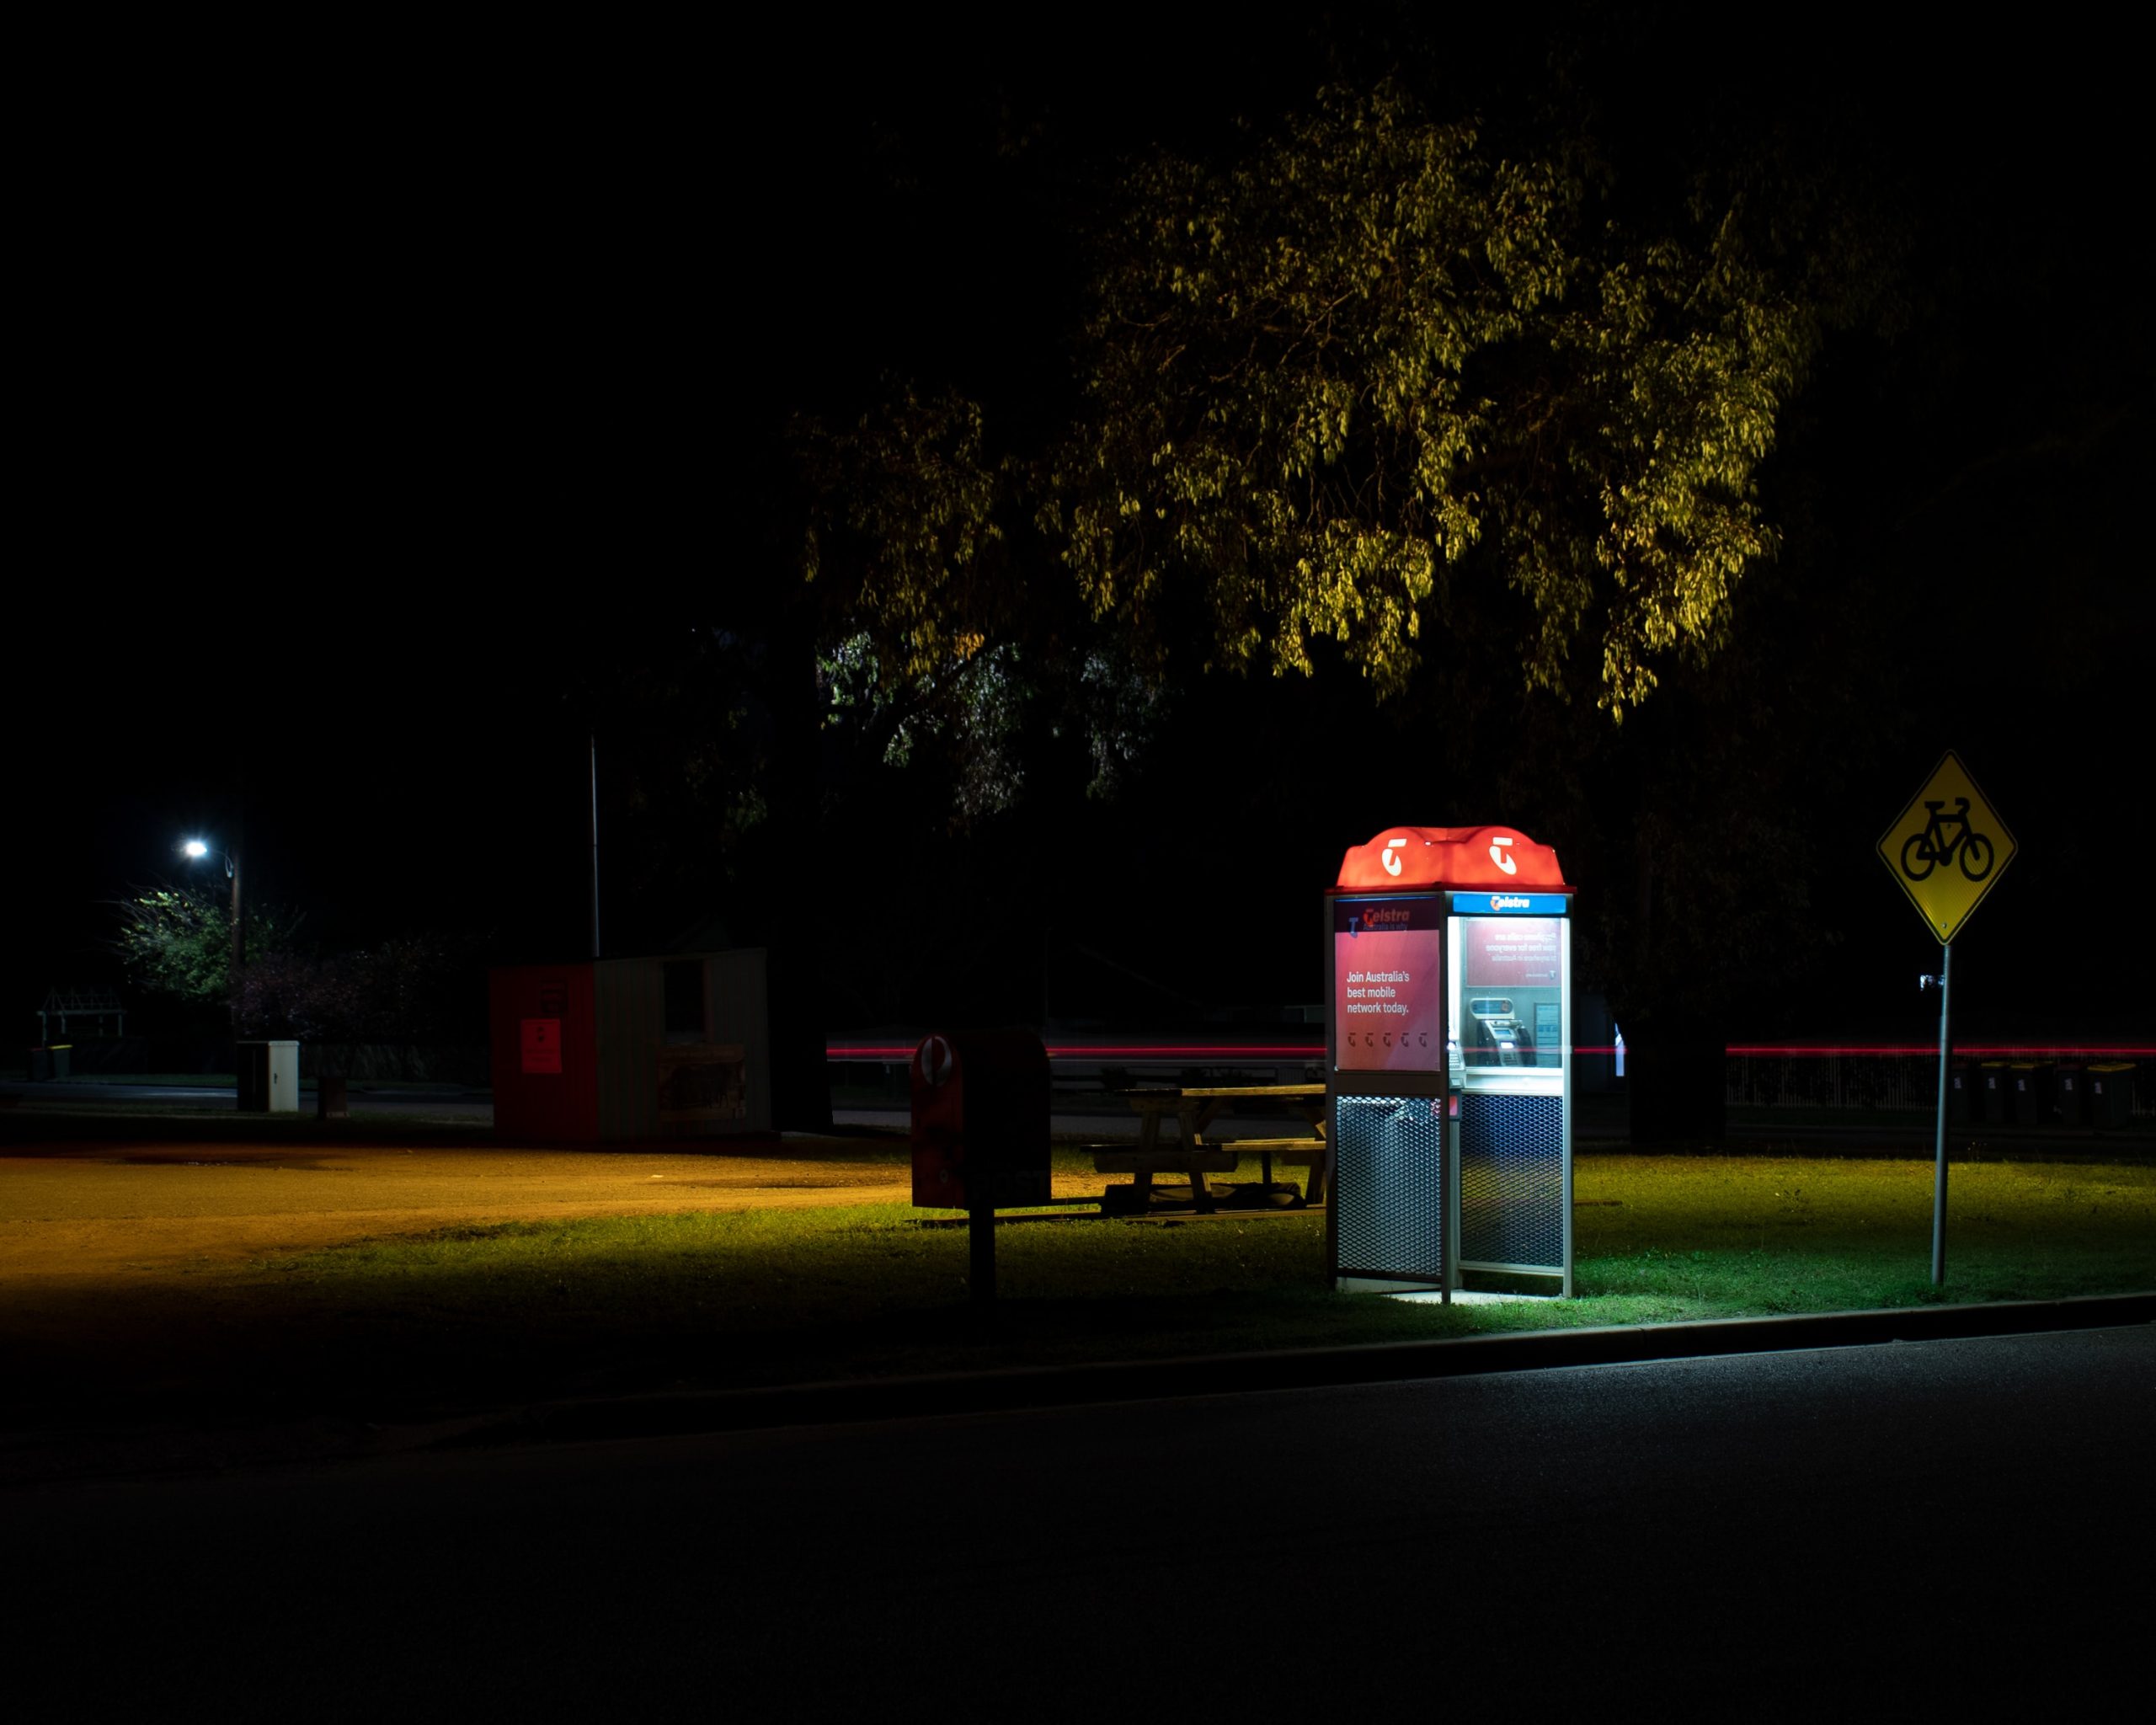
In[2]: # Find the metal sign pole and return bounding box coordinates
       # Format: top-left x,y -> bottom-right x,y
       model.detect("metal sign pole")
971,1116 -> 996,1306
1930,942 -> 1952,1285
1884,752 -> 2015,1286
589,733 -> 602,960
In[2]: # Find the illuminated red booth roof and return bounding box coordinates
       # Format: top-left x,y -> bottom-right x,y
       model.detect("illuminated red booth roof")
1332,825 -> 1572,895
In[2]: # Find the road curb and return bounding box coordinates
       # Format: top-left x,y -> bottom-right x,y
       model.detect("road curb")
446,1290 -> 2156,1451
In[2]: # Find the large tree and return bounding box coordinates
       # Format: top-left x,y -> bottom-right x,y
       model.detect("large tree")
781,69 -> 1902,1136
1058,83 -> 1824,716
803,81 -> 1841,740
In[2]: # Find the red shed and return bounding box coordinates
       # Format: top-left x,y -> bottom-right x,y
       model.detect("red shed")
490,949 -> 771,1142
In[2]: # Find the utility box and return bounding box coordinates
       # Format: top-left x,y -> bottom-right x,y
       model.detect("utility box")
489,951 -> 771,1142
1327,825 -> 1576,1298
910,1028 -> 1051,1210
237,1039 -> 300,1114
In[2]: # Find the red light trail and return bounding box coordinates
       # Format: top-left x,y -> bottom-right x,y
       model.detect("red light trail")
827,1041 -> 2155,1061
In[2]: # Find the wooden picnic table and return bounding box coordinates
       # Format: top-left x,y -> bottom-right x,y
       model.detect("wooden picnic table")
1092,1082 -> 1329,1212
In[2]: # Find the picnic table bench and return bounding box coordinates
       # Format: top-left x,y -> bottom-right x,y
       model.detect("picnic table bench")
1093,1083 -> 1329,1214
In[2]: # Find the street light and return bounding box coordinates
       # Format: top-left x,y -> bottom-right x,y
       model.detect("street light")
182,834 -> 243,1030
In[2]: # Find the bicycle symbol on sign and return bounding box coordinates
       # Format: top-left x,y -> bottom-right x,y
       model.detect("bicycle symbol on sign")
1900,797 -> 1995,884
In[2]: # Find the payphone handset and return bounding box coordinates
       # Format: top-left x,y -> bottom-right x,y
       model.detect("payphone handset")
1467,995 -> 1534,1066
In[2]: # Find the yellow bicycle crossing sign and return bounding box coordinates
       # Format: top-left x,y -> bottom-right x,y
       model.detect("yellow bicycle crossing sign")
1878,751 -> 2017,943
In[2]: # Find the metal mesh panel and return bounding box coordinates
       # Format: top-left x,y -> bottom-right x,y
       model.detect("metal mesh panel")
1334,1096 -> 1444,1279
1459,1092 -> 1565,1272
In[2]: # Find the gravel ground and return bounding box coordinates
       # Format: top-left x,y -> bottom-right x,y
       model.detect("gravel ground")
0,1133 -> 1120,1285
0,1138 -> 894,1281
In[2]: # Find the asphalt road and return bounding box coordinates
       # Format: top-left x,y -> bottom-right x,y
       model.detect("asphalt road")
12,1325 -> 2149,1718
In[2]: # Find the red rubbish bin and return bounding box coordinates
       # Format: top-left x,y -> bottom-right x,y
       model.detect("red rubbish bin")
910,1028 -> 1051,1210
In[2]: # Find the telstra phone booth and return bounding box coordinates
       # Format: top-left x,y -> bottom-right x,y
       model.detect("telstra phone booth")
1327,826 -> 1575,1297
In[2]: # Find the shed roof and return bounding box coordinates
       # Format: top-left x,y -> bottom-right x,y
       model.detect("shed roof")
1332,825 -> 1571,895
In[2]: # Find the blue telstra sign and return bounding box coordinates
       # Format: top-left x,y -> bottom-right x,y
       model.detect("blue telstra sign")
1449,892 -> 1570,916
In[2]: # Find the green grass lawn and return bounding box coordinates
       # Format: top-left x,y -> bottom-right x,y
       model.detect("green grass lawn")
207,1154 -> 2153,1408
1572,1155 -> 2153,1311
7,1153 -> 2148,1439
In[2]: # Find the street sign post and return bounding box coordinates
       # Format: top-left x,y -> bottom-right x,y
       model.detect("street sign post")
1877,751 -> 2017,944
1879,751 -> 2017,1285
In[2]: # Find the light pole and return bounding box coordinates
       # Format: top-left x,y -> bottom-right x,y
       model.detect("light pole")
183,834 -> 243,1031
590,731 -> 601,960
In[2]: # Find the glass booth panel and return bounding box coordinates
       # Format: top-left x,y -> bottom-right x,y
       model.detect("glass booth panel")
1450,916 -> 1565,1073
1448,913 -> 1571,1282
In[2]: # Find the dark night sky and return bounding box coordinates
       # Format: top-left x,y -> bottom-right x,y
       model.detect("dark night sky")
9,11 -> 2152,1052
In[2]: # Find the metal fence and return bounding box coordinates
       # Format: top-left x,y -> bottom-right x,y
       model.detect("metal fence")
829,1042 -> 2150,1121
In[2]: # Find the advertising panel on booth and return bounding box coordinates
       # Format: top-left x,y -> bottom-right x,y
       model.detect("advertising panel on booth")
1461,917 -> 1561,988
1333,895 -> 1444,1072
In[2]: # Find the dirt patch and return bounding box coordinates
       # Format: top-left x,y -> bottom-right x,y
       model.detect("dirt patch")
0,1137 -> 1099,1284
0,1140 -> 894,1280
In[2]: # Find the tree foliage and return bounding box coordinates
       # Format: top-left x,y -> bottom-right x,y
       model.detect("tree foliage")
798,384 -> 1006,687
114,888 -> 471,1044
112,885 -> 303,1005
1061,83 -> 1821,713
237,935 -> 472,1046
801,81 -> 1834,735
